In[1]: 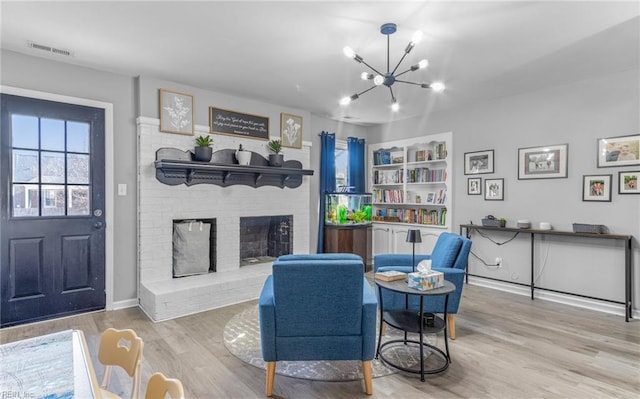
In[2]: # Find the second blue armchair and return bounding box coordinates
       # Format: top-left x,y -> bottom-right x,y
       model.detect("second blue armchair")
374,232 -> 472,339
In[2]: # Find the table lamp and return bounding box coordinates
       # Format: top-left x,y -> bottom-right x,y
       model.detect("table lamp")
406,229 -> 422,272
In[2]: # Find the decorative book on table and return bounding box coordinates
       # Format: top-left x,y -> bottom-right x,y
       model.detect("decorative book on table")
374,270 -> 407,282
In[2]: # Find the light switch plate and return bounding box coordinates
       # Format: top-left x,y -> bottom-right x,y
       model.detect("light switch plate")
118,184 -> 127,196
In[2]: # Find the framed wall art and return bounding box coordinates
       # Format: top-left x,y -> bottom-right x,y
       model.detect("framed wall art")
597,134 -> 640,168
467,177 -> 482,195
582,174 -> 612,202
210,107 -> 269,140
281,113 -> 303,148
160,89 -> 194,135
484,178 -> 504,201
518,143 -> 568,180
464,150 -> 494,175
619,171 -> 639,194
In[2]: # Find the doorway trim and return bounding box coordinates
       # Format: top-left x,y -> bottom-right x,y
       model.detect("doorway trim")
0,85 -> 115,310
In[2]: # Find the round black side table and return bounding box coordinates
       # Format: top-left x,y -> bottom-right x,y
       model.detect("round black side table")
374,278 -> 455,381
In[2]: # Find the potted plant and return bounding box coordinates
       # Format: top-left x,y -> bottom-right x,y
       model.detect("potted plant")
194,135 -> 213,162
267,139 -> 284,167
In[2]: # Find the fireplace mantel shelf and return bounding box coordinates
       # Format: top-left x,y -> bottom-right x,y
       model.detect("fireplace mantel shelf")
154,148 -> 314,188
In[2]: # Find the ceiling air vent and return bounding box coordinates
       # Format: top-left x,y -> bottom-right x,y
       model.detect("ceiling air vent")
27,41 -> 73,57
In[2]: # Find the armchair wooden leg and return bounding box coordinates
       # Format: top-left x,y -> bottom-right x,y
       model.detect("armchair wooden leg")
381,321 -> 387,336
447,314 -> 456,340
362,360 -> 373,395
266,361 -> 276,397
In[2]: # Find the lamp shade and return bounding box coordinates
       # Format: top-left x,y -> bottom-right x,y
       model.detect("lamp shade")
406,229 -> 422,243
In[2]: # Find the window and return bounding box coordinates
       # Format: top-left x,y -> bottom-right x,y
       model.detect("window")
335,139 -> 348,191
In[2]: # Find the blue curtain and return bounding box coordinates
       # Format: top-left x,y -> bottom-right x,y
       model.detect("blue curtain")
347,137 -> 366,193
317,131 -> 336,253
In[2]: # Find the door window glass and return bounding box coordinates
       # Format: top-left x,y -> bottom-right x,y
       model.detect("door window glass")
41,118 -> 65,151
10,115 -> 91,217
11,114 -> 39,149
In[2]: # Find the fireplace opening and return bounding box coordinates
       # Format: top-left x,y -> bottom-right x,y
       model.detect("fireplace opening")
173,219 -> 217,277
239,215 -> 293,266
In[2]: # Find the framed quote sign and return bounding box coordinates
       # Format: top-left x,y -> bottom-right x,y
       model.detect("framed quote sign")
209,107 -> 269,140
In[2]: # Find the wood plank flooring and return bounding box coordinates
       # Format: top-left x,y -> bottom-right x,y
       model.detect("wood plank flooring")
1,284 -> 639,398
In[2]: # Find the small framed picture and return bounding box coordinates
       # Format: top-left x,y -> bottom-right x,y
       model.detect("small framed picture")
464,150 -> 494,175
619,171 -> 640,194
597,134 -> 640,168
518,143 -> 568,179
583,174 -> 612,202
160,89 -> 194,135
281,113 -> 303,149
484,178 -> 504,201
468,177 -> 482,195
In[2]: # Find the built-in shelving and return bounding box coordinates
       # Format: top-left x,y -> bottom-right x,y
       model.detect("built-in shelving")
154,148 -> 313,188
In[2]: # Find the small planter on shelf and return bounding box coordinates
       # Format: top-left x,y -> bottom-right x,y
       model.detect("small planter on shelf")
267,139 -> 284,167
194,135 -> 213,162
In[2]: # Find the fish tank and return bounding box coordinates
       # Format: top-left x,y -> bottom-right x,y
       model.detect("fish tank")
325,193 -> 372,225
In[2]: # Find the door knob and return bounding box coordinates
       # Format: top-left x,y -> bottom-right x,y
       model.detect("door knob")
94,221 -> 104,229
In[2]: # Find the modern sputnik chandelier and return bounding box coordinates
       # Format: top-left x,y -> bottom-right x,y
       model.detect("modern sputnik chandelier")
340,23 -> 445,112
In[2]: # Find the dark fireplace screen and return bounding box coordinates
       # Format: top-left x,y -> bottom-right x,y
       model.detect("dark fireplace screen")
239,215 -> 293,266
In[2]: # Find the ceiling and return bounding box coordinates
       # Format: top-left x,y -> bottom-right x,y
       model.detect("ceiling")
1,1 -> 639,126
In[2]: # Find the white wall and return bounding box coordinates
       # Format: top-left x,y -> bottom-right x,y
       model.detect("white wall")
369,68 -> 640,313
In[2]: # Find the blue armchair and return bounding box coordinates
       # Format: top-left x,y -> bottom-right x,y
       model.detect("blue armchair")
258,254 -> 378,396
374,232 -> 472,339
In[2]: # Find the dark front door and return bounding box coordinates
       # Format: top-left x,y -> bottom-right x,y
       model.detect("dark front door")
0,93 -> 106,327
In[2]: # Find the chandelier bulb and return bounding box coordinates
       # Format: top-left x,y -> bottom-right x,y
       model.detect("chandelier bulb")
391,101 -> 400,112
373,75 -> 384,86
361,72 -> 372,80
343,46 -> 355,59
431,82 -> 446,92
411,30 -> 424,45
418,59 -> 429,69
339,96 -> 352,106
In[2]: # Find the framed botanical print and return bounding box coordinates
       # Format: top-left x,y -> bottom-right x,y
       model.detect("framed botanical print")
597,134 -> 640,168
464,150 -> 494,175
582,174 -> 612,202
518,144 -> 568,179
160,89 -> 194,135
281,113 -> 303,149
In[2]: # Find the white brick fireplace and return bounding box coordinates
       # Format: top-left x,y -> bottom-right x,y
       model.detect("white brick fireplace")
137,117 -> 311,321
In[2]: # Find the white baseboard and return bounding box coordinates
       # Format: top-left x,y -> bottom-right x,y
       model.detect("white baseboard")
108,298 -> 139,311
467,276 -> 630,319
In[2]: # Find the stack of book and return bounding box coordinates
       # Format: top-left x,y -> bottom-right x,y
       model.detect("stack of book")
374,270 -> 407,282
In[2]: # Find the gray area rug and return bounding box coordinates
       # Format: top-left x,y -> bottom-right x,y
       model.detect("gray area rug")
224,307 -> 438,381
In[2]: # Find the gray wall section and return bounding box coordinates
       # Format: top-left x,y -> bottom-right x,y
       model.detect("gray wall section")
1,50 -> 138,303
369,68 -> 640,310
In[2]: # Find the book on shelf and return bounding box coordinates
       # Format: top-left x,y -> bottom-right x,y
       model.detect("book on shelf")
374,270 -> 407,282
390,150 -> 404,164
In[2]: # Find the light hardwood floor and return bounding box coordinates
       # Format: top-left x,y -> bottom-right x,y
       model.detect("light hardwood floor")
1,284 -> 639,398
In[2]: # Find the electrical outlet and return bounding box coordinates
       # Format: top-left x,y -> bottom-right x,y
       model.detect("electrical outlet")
495,257 -> 503,267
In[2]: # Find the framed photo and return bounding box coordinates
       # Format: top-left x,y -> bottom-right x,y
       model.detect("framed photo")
583,174 -> 612,202
281,113 -> 303,148
467,177 -> 482,195
619,171 -> 640,194
518,143 -> 568,179
464,150 -> 494,175
160,89 -> 194,135
484,178 -> 504,201
597,134 -> 640,168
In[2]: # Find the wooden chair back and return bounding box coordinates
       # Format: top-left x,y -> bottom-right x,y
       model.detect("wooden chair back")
144,372 -> 185,399
98,328 -> 144,399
